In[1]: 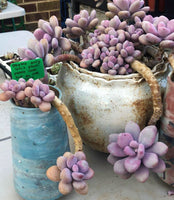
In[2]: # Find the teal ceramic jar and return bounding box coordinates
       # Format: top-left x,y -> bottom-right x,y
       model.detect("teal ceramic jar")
10,87 -> 69,200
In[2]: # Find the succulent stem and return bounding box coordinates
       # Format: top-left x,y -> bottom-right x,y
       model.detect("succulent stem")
52,96 -> 83,152
145,46 -> 160,58
69,40 -> 83,54
82,34 -> 89,49
13,98 -> 20,106
54,54 -> 81,64
131,60 -> 163,125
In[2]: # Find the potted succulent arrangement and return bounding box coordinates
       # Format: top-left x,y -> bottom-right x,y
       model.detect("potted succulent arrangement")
18,0 -> 174,152
5,0 -> 174,195
0,78 -> 94,199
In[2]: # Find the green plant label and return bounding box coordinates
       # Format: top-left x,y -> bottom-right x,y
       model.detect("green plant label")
10,58 -> 45,81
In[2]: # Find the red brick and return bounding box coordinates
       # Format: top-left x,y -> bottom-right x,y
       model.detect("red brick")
16,0 -> 23,4
25,22 -> 38,31
24,0 -> 38,2
49,10 -> 61,19
7,0 -> 61,32
26,12 -> 49,22
20,3 -> 37,12
38,1 -> 60,11
24,0 -> 46,2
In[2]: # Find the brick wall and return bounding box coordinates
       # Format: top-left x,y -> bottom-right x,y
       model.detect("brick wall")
16,0 -> 61,31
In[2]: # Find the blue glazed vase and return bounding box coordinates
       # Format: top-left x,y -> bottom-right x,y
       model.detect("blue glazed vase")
10,87 -> 70,200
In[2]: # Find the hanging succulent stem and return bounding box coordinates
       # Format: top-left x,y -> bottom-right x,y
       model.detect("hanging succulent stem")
168,54 -> 174,69
82,34 -> 89,49
131,60 -> 163,125
69,40 -> 83,54
145,46 -> 161,58
52,96 -> 83,152
54,54 -> 81,64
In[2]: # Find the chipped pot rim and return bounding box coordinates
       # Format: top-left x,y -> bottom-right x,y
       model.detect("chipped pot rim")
67,57 -> 169,83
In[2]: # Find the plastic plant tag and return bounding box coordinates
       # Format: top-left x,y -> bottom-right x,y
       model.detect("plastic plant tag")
10,58 -> 45,81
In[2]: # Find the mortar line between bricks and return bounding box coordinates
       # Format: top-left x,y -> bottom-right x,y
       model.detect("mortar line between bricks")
0,136 -> 11,142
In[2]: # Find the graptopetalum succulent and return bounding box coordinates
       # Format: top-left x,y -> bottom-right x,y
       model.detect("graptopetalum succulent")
107,121 -> 168,182
18,15 -> 81,68
0,79 -> 94,195
46,97 -> 94,195
63,9 -> 99,49
46,151 -> 94,195
0,79 -> 55,112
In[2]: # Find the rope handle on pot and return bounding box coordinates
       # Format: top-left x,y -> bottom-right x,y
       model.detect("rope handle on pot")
52,96 -> 83,152
46,96 -> 94,196
131,53 -> 174,125
131,60 -> 163,125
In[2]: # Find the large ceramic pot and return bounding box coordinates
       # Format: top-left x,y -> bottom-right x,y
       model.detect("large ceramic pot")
159,71 -> 174,186
57,61 -> 170,152
10,86 -> 70,200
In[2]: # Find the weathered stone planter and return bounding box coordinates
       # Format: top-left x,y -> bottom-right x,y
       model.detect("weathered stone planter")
57,61 -> 170,152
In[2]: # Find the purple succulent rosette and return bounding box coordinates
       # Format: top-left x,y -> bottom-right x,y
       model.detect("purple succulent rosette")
139,15 -> 174,48
63,10 -> 99,39
80,22 -> 142,75
107,121 -> 168,182
18,15 -> 71,68
0,78 -> 55,112
106,0 -> 150,20
56,151 -> 94,195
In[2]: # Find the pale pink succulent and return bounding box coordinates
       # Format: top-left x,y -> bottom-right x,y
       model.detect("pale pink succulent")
107,121 -> 168,182
139,15 -> 174,48
106,0 -> 150,20
56,151 -> 94,195
63,10 -> 99,39
0,79 -> 55,112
